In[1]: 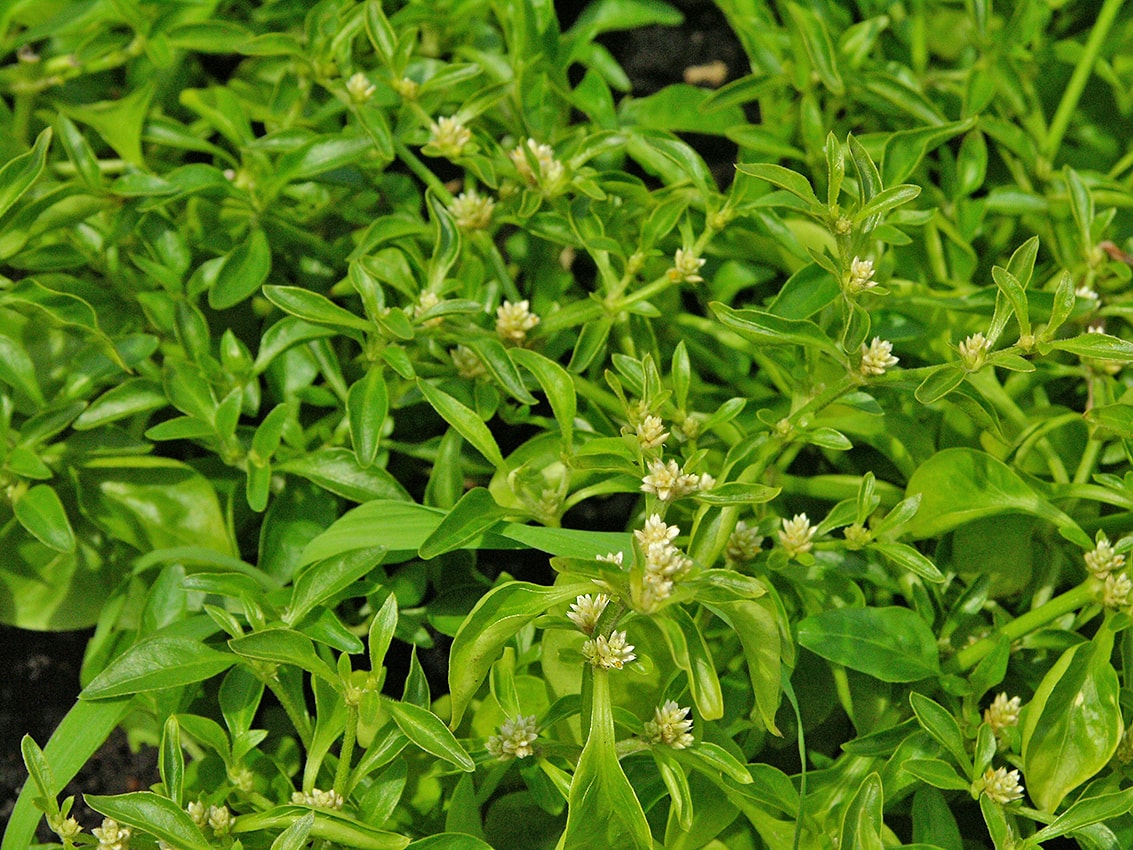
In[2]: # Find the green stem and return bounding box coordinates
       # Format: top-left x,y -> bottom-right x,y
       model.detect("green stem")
949,581 -> 1094,671
265,673 -> 313,749
334,705 -> 358,797
1044,0 -> 1126,162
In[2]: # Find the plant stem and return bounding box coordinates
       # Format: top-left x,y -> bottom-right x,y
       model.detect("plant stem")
949,581 -> 1094,671
334,705 -> 358,796
1044,0 -> 1126,162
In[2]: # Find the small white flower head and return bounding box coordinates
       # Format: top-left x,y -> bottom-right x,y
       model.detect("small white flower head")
496,299 -> 540,343
429,116 -> 472,158
667,248 -> 706,284
567,593 -> 610,635
451,344 -> 485,379
93,818 -> 131,850
1085,534 -> 1125,579
958,332 -> 992,371
509,138 -> 566,191
1076,285 -> 1100,302
644,700 -> 694,749
1088,322 -> 1107,335
779,513 -> 816,558
582,630 -> 636,669
450,190 -> 495,231
984,693 -> 1022,735
392,76 -> 419,99
980,766 -> 1025,805
414,291 -> 444,327
677,414 -> 702,442
1105,572 -> 1133,609
207,805 -> 235,835
726,520 -> 763,563
860,337 -> 899,376
847,256 -> 876,294
346,71 -> 376,103
53,817 -> 82,841
187,800 -> 209,828
641,458 -> 700,502
486,715 -> 539,760
597,550 -> 625,566
635,514 -> 680,549
636,415 -> 669,450
834,215 -> 853,235
292,788 -> 345,810
696,472 -> 716,491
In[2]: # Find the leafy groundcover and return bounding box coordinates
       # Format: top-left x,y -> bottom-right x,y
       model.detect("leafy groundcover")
5,0 -> 1133,847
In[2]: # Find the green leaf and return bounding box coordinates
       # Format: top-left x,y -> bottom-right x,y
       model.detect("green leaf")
797,606 -> 940,682
234,806 -> 409,849
13,484 -> 75,553
1086,403 -> 1133,438
734,162 -> 820,207
209,228 -> 272,310
691,482 -> 780,506
656,607 -> 724,720
909,693 -> 972,775
853,184 -> 921,225
1051,332 -> 1133,361
263,285 -> 373,333
991,266 -> 1030,338
384,700 -> 474,772
159,716 -> 184,808
0,127 -> 52,220
85,792 -> 211,850
448,581 -> 592,728
426,192 -> 462,291
510,348 -> 577,449
903,448 -> 1088,546
406,835 -> 494,850
417,380 -> 505,470
277,448 -> 411,503
711,302 -> 841,357
419,488 -> 510,560
74,379 -> 166,430
286,546 -> 387,626
1022,628 -> 1124,812
272,134 -> 373,187
709,601 -> 781,734
914,363 -> 966,404
229,628 -> 339,684
870,541 -> 944,583
464,338 -> 538,405
82,637 -> 234,699
1030,787 -> 1133,842
559,669 -> 653,849
786,3 -> 844,95
271,811 -> 316,850
900,759 -> 971,792
838,772 -> 884,850
348,368 -> 389,467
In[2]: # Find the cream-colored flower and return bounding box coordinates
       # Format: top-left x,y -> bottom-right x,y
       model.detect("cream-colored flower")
641,458 -> 700,502
93,818 -> 131,850
429,116 -> 472,157
392,76 -> 419,99
414,291 -> 444,327
860,337 -> 898,376
636,415 -> 669,450
984,692 -> 1022,735
667,248 -> 706,284
451,345 -> 485,379
1085,534 -> 1125,579
582,630 -> 636,669
847,257 -> 876,294
187,801 -> 208,828
450,190 -> 495,230
958,332 -> 991,371
1076,285 -> 1100,302
635,514 -> 680,549
207,805 -> 235,835
779,513 -> 816,558
486,715 -> 538,759
696,472 -> 716,491
567,593 -> 610,635
291,788 -> 344,809
644,700 -> 694,749
346,72 -> 376,103
496,299 -> 540,343
843,523 -> 872,549
509,139 -> 566,191
726,520 -> 763,563
1104,572 -> 1133,609
980,766 -> 1024,804
597,551 -> 624,566
834,216 -> 853,235
53,817 -> 82,841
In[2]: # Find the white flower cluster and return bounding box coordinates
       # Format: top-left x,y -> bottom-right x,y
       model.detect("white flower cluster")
188,802 -> 234,834
778,513 -> 816,558
635,514 -> 692,610
496,299 -> 540,343
983,692 -> 1021,735
859,337 -> 898,376
486,715 -> 539,759
450,190 -> 495,230
509,139 -> 566,192
567,592 -> 610,635
726,520 -> 763,563
581,630 -> 636,669
429,116 -> 472,157
667,248 -> 706,284
641,458 -> 712,502
846,256 -> 876,294
414,291 -> 444,327
291,788 -> 345,810
451,344 -> 485,379
1085,534 -> 1125,580
643,700 -> 694,749
345,72 -> 376,103
93,818 -> 131,850
636,414 -> 669,450
958,332 -> 991,371
980,766 -> 1025,804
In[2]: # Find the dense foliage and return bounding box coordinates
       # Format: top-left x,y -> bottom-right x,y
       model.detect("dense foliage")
5,0 -> 1133,847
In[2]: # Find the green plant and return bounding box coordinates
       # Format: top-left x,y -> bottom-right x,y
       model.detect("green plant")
6,0 -> 1133,848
